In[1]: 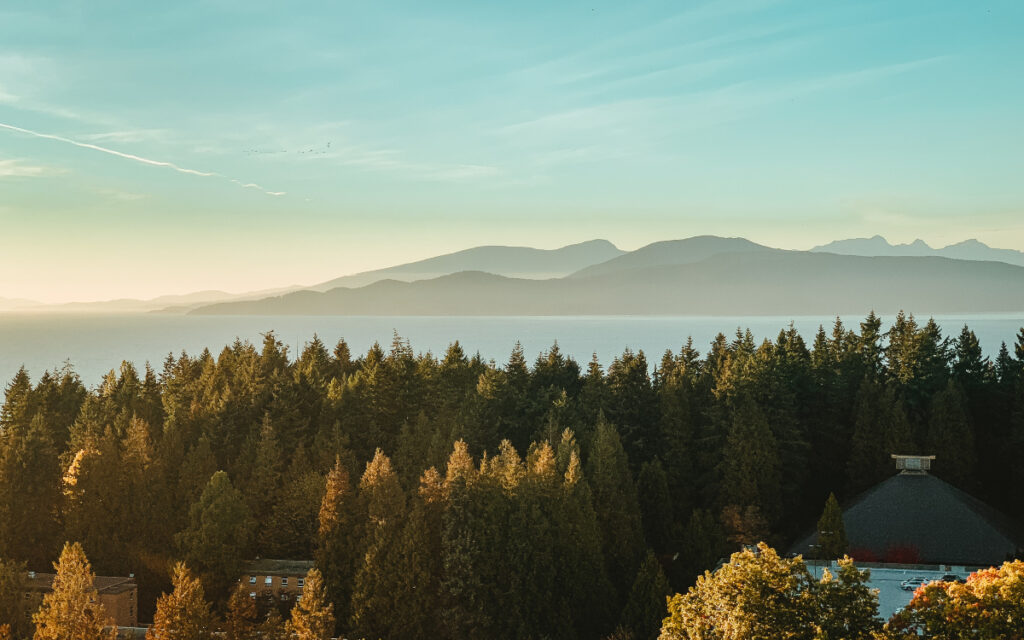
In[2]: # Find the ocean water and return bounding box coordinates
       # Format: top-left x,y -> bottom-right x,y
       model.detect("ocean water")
0,313 -> 1022,386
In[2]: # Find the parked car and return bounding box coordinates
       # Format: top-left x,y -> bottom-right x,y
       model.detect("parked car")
900,576 -> 928,590
940,573 -> 966,583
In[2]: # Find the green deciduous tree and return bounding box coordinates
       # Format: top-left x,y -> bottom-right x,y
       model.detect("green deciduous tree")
889,560 -> 1024,639
659,543 -> 880,640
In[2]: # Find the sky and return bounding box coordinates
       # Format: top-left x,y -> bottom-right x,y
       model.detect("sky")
1,0 -> 1022,303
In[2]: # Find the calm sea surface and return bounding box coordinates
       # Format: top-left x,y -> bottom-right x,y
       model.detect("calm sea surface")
1,314 -> 1022,386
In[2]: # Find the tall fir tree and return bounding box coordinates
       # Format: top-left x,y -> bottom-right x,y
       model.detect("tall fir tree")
147,563 -> 215,640
815,493 -> 848,560
315,458 -> 361,636
349,450 -> 406,638
287,568 -> 334,640
32,542 -> 115,640
176,471 -> 255,600
587,420 -> 645,606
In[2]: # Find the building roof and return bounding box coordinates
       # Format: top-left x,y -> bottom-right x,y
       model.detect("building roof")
241,559 -> 315,577
25,573 -> 137,595
790,472 -> 1024,566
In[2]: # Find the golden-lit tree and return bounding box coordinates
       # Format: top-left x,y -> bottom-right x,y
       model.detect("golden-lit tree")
32,542 -> 115,640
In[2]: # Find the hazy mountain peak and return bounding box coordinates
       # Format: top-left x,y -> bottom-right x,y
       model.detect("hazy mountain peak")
307,239 -> 625,291
812,236 -> 1024,267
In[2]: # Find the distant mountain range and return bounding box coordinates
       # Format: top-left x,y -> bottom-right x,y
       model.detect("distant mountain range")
190,236 -> 1024,316
307,239 -> 624,291
0,297 -> 41,312
6,235 -> 1024,316
811,235 -> 1024,267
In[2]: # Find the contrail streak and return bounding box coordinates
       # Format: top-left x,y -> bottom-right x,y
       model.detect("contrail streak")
0,121 -> 285,196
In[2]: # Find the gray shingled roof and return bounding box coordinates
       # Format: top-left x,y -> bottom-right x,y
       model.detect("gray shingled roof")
242,559 -> 315,576
790,473 -> 1024,566
25,574 -> 137,595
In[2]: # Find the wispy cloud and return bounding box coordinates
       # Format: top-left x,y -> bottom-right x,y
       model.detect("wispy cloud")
0,157 -> 57,178
94,187 -> 147,202
0,121 -> 286,196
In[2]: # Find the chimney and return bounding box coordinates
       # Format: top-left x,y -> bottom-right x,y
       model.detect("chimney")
891,454 -> 935,475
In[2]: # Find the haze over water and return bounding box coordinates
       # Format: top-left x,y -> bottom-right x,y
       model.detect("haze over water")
2,313 -> 1021,386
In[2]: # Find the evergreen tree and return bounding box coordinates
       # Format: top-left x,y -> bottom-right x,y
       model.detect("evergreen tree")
846,382 -> 913,493
637,458 -> 674,553
147,563 -> 215,640
607,349 -> 658,466
176,471 -> 255,600
560,447 -> 616,638
925,381 -> 976,487
350,450 -> 406,638
619,551 -> 671,640
224,583 -> 260,640
32,542 -> 115,640
587,420 -> 645,605
816,493 -> 847,560
385,468 -> 446,640
718,393 -> 781,523
0,558 -> 32,639
315,458 -> 361,635
287,568 -> 334,640
0,412 -> 62,568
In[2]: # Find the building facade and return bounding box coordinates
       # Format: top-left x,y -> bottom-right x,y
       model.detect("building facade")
239,559 -> 315,609
24,571 -> 138,628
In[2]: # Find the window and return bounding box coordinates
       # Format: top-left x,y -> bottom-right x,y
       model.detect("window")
297,577 -> 305,588
281,577 -> 288,587
249,576 -> 257,584
296,595 -> 302,603
265,576 -> 272,585
249,592 -> 256,599
280,593 -> 290,601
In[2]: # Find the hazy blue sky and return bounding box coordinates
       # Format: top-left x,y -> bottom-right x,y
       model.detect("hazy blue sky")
1,1 -> 1022,302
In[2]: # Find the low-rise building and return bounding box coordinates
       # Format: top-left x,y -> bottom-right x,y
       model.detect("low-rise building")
240,559 -> 315,608
24,571 -> 138,628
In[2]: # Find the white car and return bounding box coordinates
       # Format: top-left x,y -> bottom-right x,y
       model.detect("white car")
900,576 -> 928,591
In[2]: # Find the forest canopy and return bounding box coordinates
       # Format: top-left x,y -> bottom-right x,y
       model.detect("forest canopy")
1,312 -> 1023,639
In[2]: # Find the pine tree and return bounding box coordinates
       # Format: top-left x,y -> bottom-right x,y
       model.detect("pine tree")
560,448 -> 616,638
619,551 -> 672,640
816,493 -> 848,560
637,458 -> 674,553
0,558 -> 32,640
147,563 -> 214,640
718,393 -> 781,522
287,568 -> 334,640
606,349 -> 658,466
176,471 -> 255,600
587,420 -> 645,605
224,583 -> 260,640
315,458 -> 361,636
926,381 -> 976,487
385,468 -> 446,640
350,450 -> 406,638
32,542 -> 115,640
0,412 -> 62,568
